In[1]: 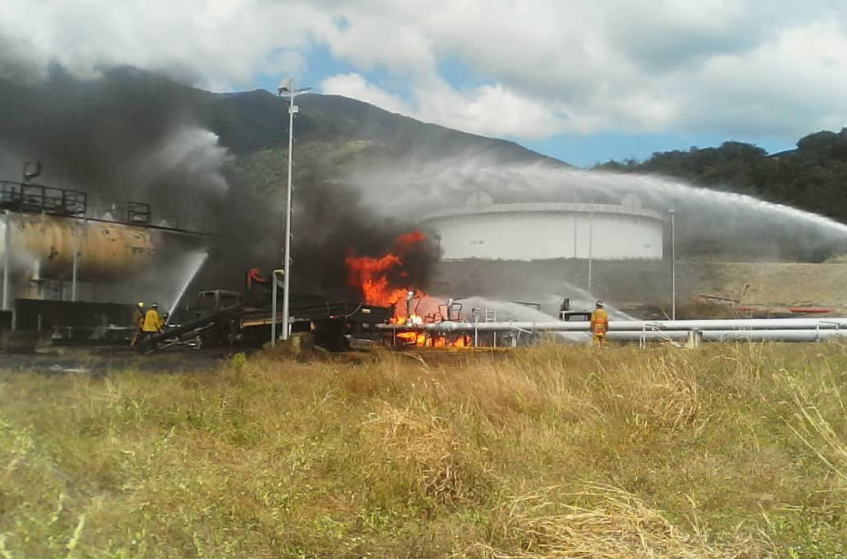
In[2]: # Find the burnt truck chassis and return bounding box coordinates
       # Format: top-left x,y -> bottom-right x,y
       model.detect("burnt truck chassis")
140,292 -> 392,353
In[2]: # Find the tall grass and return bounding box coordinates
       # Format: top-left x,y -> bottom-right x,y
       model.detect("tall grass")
1,343 -> 846,557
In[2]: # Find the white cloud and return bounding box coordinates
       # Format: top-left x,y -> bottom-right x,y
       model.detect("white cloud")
321,73 -> 412,115
321,73 -> 570,138
0,0 -> 334,87
685,19 -> 847,135
1,0 -> 846,140
429,83 -> 568,139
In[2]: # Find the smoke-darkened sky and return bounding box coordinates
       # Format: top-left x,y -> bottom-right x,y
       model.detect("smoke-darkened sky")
0,61 -> 438,300
0,65 -> 226,219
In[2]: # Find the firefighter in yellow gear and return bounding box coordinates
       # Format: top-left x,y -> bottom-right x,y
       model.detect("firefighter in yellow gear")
130,301 -> 145,347
590,300 -> 609,347
141,303 -> 163,346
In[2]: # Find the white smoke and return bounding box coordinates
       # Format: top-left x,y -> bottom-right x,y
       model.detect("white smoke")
455,296 -> 591,344
339,152 -> 847,256
140,125 -> 231,193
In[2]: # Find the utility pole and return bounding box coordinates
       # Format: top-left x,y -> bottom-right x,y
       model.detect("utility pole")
2,210 -> 10,310
277,77 -> 311,342
669,208 -> 676,320
573,188 -> 578,258
71,217 -> 80,302
270,269 -> 283,346
588,193 -> 594,293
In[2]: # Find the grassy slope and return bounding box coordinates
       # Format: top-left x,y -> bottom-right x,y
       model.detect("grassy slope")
1,345 -> 847,558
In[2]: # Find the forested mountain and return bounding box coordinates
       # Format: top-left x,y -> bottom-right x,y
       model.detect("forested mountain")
208,89 -> 560,165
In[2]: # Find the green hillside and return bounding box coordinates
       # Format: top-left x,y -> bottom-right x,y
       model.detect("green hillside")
206,89 -> 563,165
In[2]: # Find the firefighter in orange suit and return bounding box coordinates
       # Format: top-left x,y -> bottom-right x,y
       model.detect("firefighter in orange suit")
589,300 -> 609,347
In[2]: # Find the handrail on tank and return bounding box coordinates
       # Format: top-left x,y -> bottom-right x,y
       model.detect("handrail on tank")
0,180 -> 206,235
0,181 -> 87,217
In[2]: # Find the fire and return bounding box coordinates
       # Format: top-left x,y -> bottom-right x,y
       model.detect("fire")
345,231 -> 471,349
397,331 -> 427,345
345,231 -> 428,320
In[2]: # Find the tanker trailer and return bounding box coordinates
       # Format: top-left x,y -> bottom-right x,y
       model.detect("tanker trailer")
0,212 -> 157,288
0,181 -> 207,342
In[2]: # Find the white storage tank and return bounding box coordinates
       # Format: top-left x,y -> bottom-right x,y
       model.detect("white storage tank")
421,192 -> 665,261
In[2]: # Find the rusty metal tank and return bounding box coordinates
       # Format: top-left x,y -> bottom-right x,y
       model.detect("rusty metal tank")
1,213 -> 157,281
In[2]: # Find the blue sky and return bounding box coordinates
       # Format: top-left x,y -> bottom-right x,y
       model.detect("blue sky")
2,0 -> 843,168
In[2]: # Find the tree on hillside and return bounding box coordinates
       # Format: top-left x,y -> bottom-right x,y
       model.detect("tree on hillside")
593,130 -> 847,259
594,131 -> 847,223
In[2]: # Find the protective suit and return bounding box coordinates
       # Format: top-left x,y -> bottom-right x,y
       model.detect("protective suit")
130,302 -> 145,347
143,308 -> 162,333
589,304 -> 609,347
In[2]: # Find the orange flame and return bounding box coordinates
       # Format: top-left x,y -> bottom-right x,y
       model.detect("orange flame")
345,231 -> 427,319
345,231 -> 470,349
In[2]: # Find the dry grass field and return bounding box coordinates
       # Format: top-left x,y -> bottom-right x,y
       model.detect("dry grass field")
2,343 -> 847,557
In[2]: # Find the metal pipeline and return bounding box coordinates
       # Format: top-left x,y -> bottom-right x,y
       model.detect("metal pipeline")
377,317 -> 847,333
601,318 -> 847,331
608,329 -> 847,343
2,210 -> 9,310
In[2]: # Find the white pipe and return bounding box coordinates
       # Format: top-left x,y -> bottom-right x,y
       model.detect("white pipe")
588,194 -> 594,292
380,324 -> 847,344
2,210 -> 9,310
572,189 -> 578,257
610,318 -> 847,331
377,317 -> 847,333
271,268 -> 283,346
71,217 -> 80,302
608,329 -> 847,343
669,208 -> 676,320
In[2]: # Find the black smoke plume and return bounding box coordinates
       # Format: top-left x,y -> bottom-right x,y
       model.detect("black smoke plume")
0,60 -> 438,304
291,172 -> 439,299
0,65 -> 224,218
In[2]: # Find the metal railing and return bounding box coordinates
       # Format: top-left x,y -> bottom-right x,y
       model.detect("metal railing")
0,181 -> 87,216
0,181 -> 208,233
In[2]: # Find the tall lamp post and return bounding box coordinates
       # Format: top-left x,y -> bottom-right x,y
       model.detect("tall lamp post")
274,77 -> 310,345
587,193 -> 595,293
669,208 -> 676,320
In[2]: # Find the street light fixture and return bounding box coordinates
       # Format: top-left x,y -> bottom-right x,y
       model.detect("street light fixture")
273,77 -> 311,346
